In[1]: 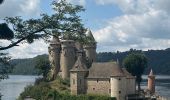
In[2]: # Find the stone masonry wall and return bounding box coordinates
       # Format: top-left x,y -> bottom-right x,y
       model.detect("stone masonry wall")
86,78 -> 110,96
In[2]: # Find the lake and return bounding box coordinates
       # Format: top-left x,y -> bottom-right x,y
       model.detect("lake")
0,75 -> 170,100
141,75 -> 170,98
0,75 -> 38,100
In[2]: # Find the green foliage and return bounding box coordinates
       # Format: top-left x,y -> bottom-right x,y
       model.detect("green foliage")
19,82 -> 115,100
0,23 -> 14,40
123,53 -> 148,90
97,48 -> 170,75
35,55 -> 50,79
0,0 -> 4,4
0,53 -> 12,80
1,0 -> 86,50
10,54 -> 48,75
18,83 -> 54,100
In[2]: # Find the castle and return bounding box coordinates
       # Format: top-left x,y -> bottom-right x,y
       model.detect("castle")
48,29 -> 155,100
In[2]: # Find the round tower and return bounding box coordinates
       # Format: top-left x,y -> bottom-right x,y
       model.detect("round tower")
83,29 -> 97,65
110,62 -> 126,100
70,51 -> 88,95
148,69 -> 155,94
48,36 -> 61,80
60,40 -> 76,79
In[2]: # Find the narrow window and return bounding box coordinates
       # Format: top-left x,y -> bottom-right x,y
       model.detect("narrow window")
109,89 -> 111,93
97,79 -> 98,83
119,91 -> 121,94
80,79 -> 81,85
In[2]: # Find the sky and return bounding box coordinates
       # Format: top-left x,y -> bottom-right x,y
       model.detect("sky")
0,0 -> 170,59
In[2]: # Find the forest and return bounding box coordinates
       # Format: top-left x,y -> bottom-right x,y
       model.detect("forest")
10,48 -> 170,75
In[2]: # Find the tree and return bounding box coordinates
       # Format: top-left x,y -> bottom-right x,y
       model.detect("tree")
0,0 -> 85,82
123,53 -> 148,91
35,56 -> 50,80
0,0 -> 4,4
0,53 -> 12,80
0,0 -> 86,50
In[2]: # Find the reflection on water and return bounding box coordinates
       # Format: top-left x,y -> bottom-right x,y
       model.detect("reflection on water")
0,75 -> 38,100
141,75 -> 170,97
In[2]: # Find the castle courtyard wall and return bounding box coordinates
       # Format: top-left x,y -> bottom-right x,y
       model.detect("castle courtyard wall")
86,78 -> 110,96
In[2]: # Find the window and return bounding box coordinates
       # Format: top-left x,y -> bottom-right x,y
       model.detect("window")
80,79 -> 81,85
93,88 -> 95,90
119,91 -> 121,94
97,79 -> 98,83
118,78 -> 121,80
109,89 -> 111,93
73,79 -> 75,85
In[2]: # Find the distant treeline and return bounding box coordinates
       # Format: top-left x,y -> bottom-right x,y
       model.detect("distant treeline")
10,48 -> 170,75
10,54 -> 48,75
97,48 -> 170,75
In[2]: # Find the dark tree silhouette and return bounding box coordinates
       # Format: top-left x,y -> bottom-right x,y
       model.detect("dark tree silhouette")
0,23 -> 14,40
123,53 -> 148,91
0,0 -> 4,4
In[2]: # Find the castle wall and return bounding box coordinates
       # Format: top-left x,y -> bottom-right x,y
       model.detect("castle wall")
148,76 -> 155,93
70,72 -> 87,95
49,48 -> 60,79
111,76 -> 127,100
60,40 -> 76,79
84,43 -> 96,63
126,78 -> 136,95
86,78 -> 110,96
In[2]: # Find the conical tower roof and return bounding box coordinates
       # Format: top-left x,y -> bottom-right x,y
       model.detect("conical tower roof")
85,28 -> 95,42
70,53 -> 88,72
149,69 -> 154,76
50,36 -> 60,44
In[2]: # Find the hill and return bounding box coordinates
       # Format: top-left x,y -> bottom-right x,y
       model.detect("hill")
97,48 -> 170,75
10,48 -> 170,75
10,54 -> 48,75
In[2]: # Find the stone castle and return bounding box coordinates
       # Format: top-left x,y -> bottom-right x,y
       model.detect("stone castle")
48,29 -> 155,100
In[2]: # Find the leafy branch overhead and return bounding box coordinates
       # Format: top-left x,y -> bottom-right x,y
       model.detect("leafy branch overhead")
0,0 -> 86,50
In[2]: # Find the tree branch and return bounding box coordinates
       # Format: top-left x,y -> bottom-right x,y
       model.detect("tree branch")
0,28 -> 45,50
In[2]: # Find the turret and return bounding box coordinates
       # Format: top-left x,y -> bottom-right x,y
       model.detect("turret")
48,36 -> 61,80
70,51 -> 88,95
60,40 -> 76,79
110,62 -> 126,100
148,69 -> 155,94
83,29 -> 97,66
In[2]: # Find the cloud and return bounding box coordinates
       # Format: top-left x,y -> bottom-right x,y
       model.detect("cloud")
6,40 -> 49,59
0,0 -> 40,18
93,0 -> 170,52
57,0 -> 85,6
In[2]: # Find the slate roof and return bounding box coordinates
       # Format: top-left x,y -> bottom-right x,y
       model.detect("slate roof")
70,54 -> 88,72
122,68 -> 135,79
149,69 -> 154,76
86,29 -> 96,42
87,62 -> 125,78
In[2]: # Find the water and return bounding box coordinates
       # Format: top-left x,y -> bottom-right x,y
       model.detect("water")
0,75 -> 169,100
0,75 -> 38,100
141,75 -> 170,97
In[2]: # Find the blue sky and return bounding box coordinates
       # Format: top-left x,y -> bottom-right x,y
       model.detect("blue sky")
1,0 -> 170,58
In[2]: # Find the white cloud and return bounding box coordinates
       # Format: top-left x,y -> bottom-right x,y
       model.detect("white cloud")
93,0 -> 170,52
57,0 -> 85,6
6,40 -> 49,59
0,0 -> 40,18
